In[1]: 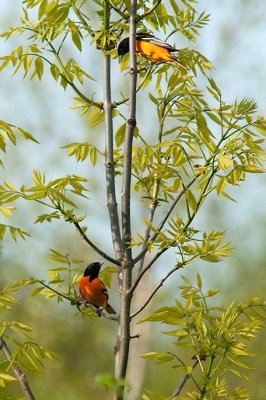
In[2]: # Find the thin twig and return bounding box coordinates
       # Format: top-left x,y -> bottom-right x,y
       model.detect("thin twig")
131,169 -> 216,295
0,338 -> 36,400
22,27 -> 101,108
172,358 -> 199,398
73,221 -> 119,265
108,0 -> 128,18
46,40 -> 101,107
82,300 -> 119,321
37,280 -> 74,302
133,177 -> 197,265
136,199 -> 158,275
129,247 -> 168,295
114,65 -> 155,107
138,0 -> 163,20
130,262 -> 183,318
72,3 -> 93,34
37,281 -> 118,321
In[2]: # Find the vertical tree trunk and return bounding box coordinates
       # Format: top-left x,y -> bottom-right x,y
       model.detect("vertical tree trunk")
127,270 -> 152,400
113,1 -> 137,399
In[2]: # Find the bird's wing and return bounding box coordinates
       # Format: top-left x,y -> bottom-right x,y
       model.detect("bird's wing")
136,34 -> 177,52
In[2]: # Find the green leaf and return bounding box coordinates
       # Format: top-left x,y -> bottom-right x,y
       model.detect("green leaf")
115,123 -> 126,147
0,205 -> 16,217
218,154 -> 233,170
216,176 -> 228,195
0,224 -> 6,241
49,249 -> 69,264
4,181 -> 16,190
163,329 -> 188,337
141,352 -> 175,363
31,287 -> 44,297
205,288 -> 219,297
52,4 -> 69,24
0,373 -> 16,383
50,64 -> 60,81
196,111 -> 214,138
88,108 -> 104,128
208,76 -> 221,96
34,56 -> 44,80
14,322 -> 32,332
17,127 -> 39,143
95,373 -> 116,390
230,345 -> 250,356
71,31 -> 82,52
185,189 -> 197,212
221,191 -> 237,202
90,146 -> 98,166
196,273 -> 202,290
38,0 -> 48,18
243,165 -> 264,173
100,266 -> 117,288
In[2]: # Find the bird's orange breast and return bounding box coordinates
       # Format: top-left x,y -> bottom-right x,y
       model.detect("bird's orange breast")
136,40 -> 175,62
79,276 -> 108,308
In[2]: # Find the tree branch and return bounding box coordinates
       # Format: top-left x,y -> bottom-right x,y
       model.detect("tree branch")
133,177 -> 197,265
73,221 -> 119,265
108,0 -> 128,18
37,280 -> 74,302
114,65 -> 156,107
22,28 -> 101,108
114,1 -> 137,398
136,204 -> 156,273
137,184 -> 159,275
37,281 -> 118,321
129,247 -> 168,296
130,262 -> 183,319
131,167 -> 218,295
171,358 -> 199,398
138,0 -> 163,20
103,4 -> 123,262
46,41 -> 101,107
121,42 -> 137,262
0,338 -> 36,400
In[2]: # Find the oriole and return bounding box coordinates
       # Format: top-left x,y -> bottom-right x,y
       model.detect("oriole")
118,33 -> 185,69
79,262 -> 116,315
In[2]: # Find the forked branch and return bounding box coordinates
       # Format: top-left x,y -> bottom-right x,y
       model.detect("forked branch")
131,262 -> 183,318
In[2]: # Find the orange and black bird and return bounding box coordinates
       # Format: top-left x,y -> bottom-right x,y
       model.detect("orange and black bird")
79,262 -> 116,315
118,32 -> 186,69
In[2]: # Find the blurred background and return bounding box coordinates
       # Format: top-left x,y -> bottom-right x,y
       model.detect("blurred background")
0,1 -> 265,399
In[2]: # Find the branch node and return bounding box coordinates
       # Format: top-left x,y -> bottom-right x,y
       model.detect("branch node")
127,117 -> 136,127
114,339 -> 120,354
106,161 -> 114,168
130,333 -> 140,339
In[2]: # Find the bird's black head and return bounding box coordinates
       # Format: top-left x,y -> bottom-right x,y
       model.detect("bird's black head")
83,262 -> 103,280
117,33 -> 153,59
117,37 -> 129,58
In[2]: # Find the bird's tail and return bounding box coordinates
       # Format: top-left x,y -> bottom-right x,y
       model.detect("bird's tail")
105,303 -> 116,314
